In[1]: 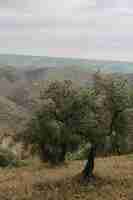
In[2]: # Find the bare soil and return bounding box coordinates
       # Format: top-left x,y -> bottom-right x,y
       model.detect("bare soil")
0,155 -> 132,200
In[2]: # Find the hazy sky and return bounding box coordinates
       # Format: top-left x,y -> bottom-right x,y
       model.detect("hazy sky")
0,0 -> 133,61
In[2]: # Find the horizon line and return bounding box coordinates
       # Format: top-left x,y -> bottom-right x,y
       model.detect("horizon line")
0,52 -> 133,64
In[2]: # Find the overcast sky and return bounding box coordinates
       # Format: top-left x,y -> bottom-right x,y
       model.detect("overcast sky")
0,0 -> 133,61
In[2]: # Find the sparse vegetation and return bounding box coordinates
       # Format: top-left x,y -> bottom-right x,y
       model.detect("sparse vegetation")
0,56 -> 132,199
0,155 -> 132,200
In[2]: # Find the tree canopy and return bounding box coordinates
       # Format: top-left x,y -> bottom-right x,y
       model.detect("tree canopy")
21,73 -> 131,177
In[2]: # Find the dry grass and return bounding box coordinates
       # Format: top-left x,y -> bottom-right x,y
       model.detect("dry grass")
0,155 -> 132,200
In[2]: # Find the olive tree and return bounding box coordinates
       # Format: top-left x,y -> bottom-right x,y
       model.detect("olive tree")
94,72 -> 130,154
21,80 -> 85,164
21,75 -> 130,181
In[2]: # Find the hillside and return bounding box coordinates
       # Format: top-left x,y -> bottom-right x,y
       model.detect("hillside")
0,55 -> 133,132
0,96 -> 29,131
0,54 -> 133,73
0,54 -> 133,86
0,55 -> 132,200
0,155 -> 132,200
0,55 -> 133,135
0,54 -> 133,89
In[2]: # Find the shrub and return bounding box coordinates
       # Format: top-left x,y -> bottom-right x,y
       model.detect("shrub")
0,147 -> 19,167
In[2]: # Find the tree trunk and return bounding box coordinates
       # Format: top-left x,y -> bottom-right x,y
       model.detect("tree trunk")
59,144 -> 67,162
40,144 -> 50,162
82,144 -> 96,181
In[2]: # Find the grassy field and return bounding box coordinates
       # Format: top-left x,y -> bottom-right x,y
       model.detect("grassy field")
0,155 -> 132,200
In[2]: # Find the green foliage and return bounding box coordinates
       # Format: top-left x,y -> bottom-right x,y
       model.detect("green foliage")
129,86 -> 133,108
66,143 -> 91,160
21,75 -> 132,164
106,77 -> 130,113
108,78 -> 130,153
22,80 -> 103,163
22,81 -> 85,164
94,72 -> 131,152
0,147 -> 19,167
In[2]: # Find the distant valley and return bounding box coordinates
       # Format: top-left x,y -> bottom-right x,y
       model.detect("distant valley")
0,54 -> 133,73
0,54 -> 133,133
0,54 -> 133,85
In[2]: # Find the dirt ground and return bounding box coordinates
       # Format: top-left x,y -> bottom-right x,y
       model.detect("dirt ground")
0,155 -> 132,200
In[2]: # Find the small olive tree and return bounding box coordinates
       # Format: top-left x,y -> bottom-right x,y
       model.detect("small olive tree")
22,81 -> 87,164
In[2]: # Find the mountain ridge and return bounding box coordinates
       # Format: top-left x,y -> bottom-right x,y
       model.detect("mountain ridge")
0,54 -> 133,73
